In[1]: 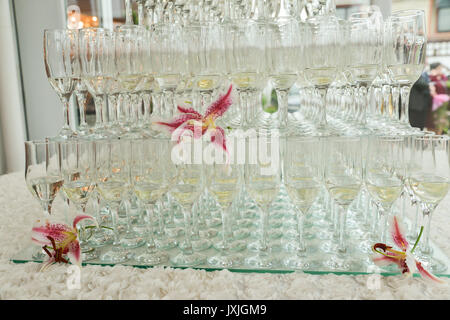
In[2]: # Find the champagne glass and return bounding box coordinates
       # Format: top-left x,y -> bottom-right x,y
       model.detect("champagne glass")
152,23 -> 187,122
25,139 -> 63,217
44,29 -> 80,140
304,16 -> 340,136
115,26 -> 148,137
170,137 -> 205,266
25,139 -> 64,259
385,10 -> 426,132
207,151 -> 244,267
227,19 -> 266,129
96,139 -> 131,263
245,134 -> 282,268
74,80 -> 90,136
323,137 -> 363,270
79,28 -> 116,140
186,22 -> 225,113
408,135 -> 449,273
131,138 -> 171,264
347,11 -> 383,134
284,136 -> 321,269
266,18 -> 299,134
59,140 -> 98,261
365,136 -> 405,244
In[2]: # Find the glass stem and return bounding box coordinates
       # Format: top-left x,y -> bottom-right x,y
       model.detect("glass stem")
297,210 -> 306,254
260,206 -> 269,252
399,84 -> 411,125
94,95 -> 104,129
338,205 -> 348,254
200,90 -> 213,114
276,88 -> 289,130
238,89 -> 248,129
391,85 -> 400,122
130,93 -> 141,130
108,94 -> 118,127
420,204 -> 435,255
142,91 -> 152,125
125,0 -> 133,25
151,92 -> 162,118
358,84 -> 368,126
110,205 -> 121,247
156,200 -> 168,242
145,204 -> 157,253
378,207 -> 388,244
61,96 -> 71,131
182,207 -> 194,254
332,201 -> 339,238
76,91 -> 88,129
124,199 -> 134,234
221,206 -> 230,254
162,89 -> 176,119
138,1 -> 145,26
408,203 -> 420,240
317,86 -> 328,128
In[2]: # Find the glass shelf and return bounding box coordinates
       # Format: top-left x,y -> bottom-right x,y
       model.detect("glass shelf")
11,239 -> 450,278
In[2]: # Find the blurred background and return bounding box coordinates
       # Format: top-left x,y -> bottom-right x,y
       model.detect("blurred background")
0,0 -> 449,175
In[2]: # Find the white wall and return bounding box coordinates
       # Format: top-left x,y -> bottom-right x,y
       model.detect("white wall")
13,0 -> 66,141
0,0 -> 27,174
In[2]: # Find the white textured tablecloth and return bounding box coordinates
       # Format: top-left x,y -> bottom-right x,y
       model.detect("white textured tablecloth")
0,171 -> 449,300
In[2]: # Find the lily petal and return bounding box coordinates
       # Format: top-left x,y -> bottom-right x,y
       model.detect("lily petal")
416,261 -> 445,284
204,85 -> 233,119
209,126 -> 228,154
390,216 -> 409,251
31,221 -> 72,246
66,240 -> 82,267
155,113 -> 200,133
177,106 -> 202,119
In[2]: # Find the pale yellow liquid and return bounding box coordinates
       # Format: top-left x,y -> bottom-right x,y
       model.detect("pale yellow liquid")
27,176 -> 64,203
62,179 -> 95,205
409,175 -> 449,205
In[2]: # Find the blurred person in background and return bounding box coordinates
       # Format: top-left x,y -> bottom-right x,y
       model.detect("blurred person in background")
409,71 -> 432,131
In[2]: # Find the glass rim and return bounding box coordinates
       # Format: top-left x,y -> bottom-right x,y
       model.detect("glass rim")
43,28 -> 78,34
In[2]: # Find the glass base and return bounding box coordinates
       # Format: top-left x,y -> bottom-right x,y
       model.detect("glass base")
179,238 -> 211,252
135,250 -> 169,265
88,228 -> 114,247
171,251 -> 205,267
207,254 -> 242,268
244,253 -> 277,269
155,237 -> 178,250
100,246 -> 130,264
199,228 -> 219,239
323,254 -> 362,271
213,240 -> 247,253
81,248 -> 99,262
120,232 -> 145,249
206,217 -> 222,228
283,255 -> 318,270
165,226 -> 184,238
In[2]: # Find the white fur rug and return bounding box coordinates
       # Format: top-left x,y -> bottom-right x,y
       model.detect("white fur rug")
0,171 -> 449,300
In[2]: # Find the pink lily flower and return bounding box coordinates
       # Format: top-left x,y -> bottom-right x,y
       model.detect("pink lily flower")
372,216 -> 444,283
31,215 -> 96,271
154,85 -> 233,153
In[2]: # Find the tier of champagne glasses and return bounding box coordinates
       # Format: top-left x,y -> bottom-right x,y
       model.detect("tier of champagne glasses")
43,2 -> 427,140
23,133 -> 450,273
29,2 -> 449,274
